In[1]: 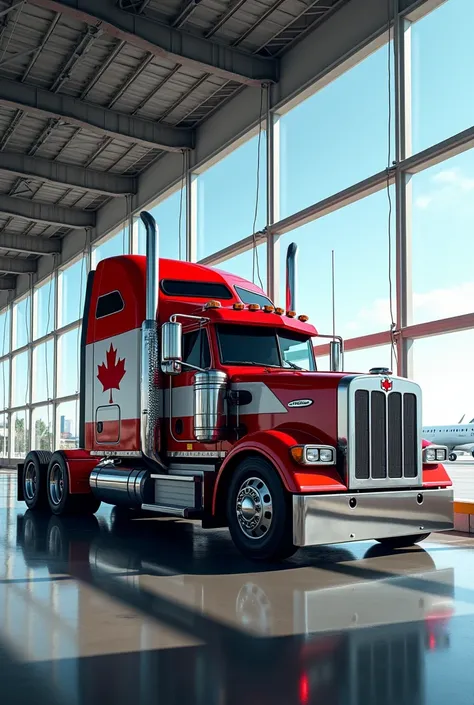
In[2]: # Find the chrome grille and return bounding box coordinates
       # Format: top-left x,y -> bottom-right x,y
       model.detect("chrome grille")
339,376 -> 422,490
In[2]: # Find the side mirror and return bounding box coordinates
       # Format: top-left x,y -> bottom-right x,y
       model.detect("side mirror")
329,340 -> 342,372
161,321 -> 182,375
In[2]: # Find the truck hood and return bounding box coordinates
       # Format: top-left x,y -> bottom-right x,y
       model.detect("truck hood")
229,369 -> 350,445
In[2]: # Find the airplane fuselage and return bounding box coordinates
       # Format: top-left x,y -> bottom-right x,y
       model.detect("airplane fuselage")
422,424 -> 474,457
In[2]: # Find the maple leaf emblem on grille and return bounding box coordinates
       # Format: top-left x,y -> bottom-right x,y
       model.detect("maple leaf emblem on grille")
97,344 -> 126,404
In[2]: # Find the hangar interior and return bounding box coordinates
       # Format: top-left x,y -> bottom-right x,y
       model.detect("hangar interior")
0,0 -> 470,463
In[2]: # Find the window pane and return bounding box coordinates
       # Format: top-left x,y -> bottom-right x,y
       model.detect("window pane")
92,229 -> 127,267
0,413 -> 8,457
278,188 -> 395,339
136,188 -> 186,260
412,330 -> 474,425
12,409 -> 29,459
33,277 -> 55,340
12,351 -> 29,407
57,327 -> 80,398
341,345 -> 394,374
32,340 -> 54,403
58,258 -> 87,328
57,400 -> 79,450
197,134 -> 266,259
12,295 -> 30,350
217,244 -> 268,294
0,358 -> 10,412
32,405 -> 53,452
411,149 -> 474,324
280,42 -> 393,218
411,0 -> 474,153
0,307 -> 10,355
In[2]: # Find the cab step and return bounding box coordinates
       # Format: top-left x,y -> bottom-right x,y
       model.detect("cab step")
141,504 -> 202,519
143,474 -> 203,518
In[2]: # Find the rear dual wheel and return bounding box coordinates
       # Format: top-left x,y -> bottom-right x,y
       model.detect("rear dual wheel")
23,451 -> 100,516
47,453 -> 100,516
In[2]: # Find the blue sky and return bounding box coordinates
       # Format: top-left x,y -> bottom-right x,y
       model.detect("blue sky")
1,0 -> 472,429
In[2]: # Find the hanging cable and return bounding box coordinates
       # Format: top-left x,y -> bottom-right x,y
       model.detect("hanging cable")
178,150 -> 186,261
252,86 -> 264,291
386,0 -> 397,372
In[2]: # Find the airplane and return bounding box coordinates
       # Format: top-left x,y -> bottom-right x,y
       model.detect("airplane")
422,415 -> 474,461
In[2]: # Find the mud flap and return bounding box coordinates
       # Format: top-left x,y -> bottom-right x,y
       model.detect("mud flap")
17,464 -> 24,502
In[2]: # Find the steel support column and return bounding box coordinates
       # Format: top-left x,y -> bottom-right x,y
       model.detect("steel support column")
265,84 -> 280,303
185,152 -> 197,262
394,3 -> 413,377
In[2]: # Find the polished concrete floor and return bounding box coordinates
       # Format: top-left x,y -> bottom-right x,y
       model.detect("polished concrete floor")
2,468 -> 474,705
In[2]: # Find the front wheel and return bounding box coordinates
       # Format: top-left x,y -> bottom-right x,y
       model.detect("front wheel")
226,456 -> 297,562
376,533 -> 431,548
449,453 -> 457,462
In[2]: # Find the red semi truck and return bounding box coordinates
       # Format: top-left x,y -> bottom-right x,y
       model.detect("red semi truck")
17,211 -> 454,560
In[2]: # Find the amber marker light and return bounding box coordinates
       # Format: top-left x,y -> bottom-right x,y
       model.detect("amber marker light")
298,314 -> 309,322
275,307 -> 284,315
233,302 -> 245,310
290,447 -> 305,463
286,310 -> 296,318
248,303 -> 261,311
263,305 -> 275,313
205,300 -> 221,309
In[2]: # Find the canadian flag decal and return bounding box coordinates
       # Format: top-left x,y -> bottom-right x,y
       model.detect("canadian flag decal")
97,344 -> 126,404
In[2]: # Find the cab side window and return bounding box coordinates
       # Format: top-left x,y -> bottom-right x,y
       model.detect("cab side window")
183,329 -> 211,369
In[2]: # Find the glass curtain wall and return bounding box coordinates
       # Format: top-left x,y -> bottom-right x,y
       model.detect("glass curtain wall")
0,0 -> 471,460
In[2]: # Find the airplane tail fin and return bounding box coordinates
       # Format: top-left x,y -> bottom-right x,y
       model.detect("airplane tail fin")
470,417 -> 474,424
458,414 -> 465,424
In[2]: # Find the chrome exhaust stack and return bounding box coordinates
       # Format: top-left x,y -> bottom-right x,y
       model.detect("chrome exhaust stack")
139,211 -> 165,468
285,242 -> 298,313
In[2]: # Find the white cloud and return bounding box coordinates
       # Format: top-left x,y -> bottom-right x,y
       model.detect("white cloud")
414,167 -> 474,210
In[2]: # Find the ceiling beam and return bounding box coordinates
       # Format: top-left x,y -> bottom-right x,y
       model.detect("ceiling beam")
0,77 -> 193,152
0,151 -> 137,196
0,256 -> 37,274
0,194 -> 95,228
0,232 -> 61,255
0,276 -> 15,289
29,0 -> 278,86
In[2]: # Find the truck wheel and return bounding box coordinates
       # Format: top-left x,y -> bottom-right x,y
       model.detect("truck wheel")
47,453 -> 76,515
226,456 -> 297,562
47,453 -> 101,516
376,533 -> 430,548
23,451 -> 52,510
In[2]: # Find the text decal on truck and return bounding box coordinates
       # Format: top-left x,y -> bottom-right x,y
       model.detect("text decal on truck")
287,399 -> 313,408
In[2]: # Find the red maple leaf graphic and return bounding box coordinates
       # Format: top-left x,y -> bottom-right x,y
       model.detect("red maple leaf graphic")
97,344 -> 126,404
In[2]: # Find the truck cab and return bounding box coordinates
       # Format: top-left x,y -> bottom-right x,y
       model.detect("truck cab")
18,211 -> 454,561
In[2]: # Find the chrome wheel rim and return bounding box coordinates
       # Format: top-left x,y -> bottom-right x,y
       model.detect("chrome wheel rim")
24,461 -> 37,501
236,476 -> 273,540
49,463 -> 64,506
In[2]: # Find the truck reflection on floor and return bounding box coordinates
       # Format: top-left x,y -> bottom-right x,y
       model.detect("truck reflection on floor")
13,511 -> 453,705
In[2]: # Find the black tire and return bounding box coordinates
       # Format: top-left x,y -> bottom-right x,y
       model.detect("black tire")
22,450 -> 52,510
449,453 -> 457,462
376,533 -> 431,548
226,456 -> 297,562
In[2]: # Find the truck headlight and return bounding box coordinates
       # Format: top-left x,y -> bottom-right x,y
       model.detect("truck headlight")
422,445 -> 448,464
290,445 -> 336,465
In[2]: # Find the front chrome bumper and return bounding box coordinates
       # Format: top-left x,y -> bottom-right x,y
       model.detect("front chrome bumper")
293,487 -> 454,547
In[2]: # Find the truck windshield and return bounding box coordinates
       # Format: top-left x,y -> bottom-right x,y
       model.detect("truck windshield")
216,325 -> 316,371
